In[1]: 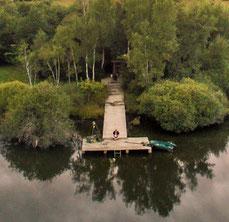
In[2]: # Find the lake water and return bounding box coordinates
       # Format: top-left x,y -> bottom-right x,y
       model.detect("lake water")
1,118 -> 229,222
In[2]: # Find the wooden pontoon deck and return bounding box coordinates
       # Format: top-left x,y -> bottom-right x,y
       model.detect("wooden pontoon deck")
82,137 -> 151,154
82,77 -> 151,155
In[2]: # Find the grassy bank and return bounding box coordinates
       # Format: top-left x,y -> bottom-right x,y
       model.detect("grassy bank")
0,66 -> 27,83
53,0 -> 74,6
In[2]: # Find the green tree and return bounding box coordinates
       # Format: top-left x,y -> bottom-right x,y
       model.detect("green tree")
0,82 -> 74,149
0,2 -> 18,63
14,0 -> 66,43
16,40 -> 40,86
138,78 -> 229,133
168,0 -> 229,79
31,30 -> 62,84
0,81 -> 29,118
200,36 -> 229,94
125,0 -> 177,87
68,0 -> 116,80
88,0 -> 115,78
53,24 -> 81,82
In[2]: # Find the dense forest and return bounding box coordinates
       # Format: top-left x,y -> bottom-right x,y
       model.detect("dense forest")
1,0 -> 229,148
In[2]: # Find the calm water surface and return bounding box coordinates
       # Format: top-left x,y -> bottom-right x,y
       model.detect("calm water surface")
0,119 -> 229,222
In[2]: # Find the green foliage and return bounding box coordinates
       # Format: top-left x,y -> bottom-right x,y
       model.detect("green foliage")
208,71 -> 229,96
0,0 -> 66,63
122,68 -> 143,114
200,36 -> 229,94
77,80 -> 107,104
138,79 -> 229,133
2,0 -> 229,87
0,2 -> 18,63
71,104 -> 104,119
126,0 -> 177,87
168,0 -> 229,79
15,0 -> 66,42
60,80 -> 107,119
0,65 -> 27,83
124,93 -> 139,114
0,81 -> 29,117
0,82 -> 74,149
201,36 -> 229,73
1,0 -> 229,134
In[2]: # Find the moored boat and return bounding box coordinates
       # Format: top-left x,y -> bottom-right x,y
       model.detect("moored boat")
147,140 -> 176,152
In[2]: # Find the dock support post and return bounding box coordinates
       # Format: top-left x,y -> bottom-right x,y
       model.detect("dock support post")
104,151 -> 107,155
148,149 -> 152,154
126,150 -> 129,155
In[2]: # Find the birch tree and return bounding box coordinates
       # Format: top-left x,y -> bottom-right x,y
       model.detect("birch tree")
17,41 -> 36,86
89,0 -> 115,74
54,24 -> 81,83
32,31 -> 59,84
126,0 -> 177,87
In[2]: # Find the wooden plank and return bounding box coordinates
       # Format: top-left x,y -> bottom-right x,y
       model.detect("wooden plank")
82,137 -> 151,153
103,78 -> 127,139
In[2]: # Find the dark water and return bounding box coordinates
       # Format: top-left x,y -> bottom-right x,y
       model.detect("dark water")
1,119 -> 229,222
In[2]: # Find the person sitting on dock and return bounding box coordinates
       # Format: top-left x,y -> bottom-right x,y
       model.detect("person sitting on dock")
112,129 -> 120,140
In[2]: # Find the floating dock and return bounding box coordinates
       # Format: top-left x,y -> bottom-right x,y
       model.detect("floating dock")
82,137 -> 151,155
82,77 -> 151,155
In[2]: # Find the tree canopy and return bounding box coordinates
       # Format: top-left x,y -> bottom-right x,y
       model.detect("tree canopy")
1,0 -> 229,133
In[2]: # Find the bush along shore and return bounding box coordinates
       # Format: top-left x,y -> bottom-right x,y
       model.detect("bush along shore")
0,80 -> 107,149
138,79 -> 229,133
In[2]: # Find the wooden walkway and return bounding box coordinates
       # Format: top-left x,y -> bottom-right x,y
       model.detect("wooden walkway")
103,78 -> 127,139
82,77 -> 151,155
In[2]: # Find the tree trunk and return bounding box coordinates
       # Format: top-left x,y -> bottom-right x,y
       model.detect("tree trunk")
71,49 -> 78,83
67,60 -> 71,83
82,0 -> 86,16
34,72 -> 37,85
47,62 -> 56,82
24,47 -> 32,86
92,42 -> 97,81
145,59 -> 149,86
85,53 -> 89,80
101,47 -> 105,69
57,56 -> 60,85
55,62 -> 58,85
144,42 -> 148,87
127,40 -> 130,54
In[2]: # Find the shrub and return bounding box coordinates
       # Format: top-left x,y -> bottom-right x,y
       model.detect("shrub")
60,80 -> 107,119
124,93 -> 139,114
0,81 -> 30,117
0,82 -> 74,149
76,80 -> 107,105
71,104 -> 104,119
208,71 -> 229,95
138,78 -> 229,133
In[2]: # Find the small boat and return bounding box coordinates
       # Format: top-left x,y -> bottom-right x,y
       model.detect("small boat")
147,140 -> 176,152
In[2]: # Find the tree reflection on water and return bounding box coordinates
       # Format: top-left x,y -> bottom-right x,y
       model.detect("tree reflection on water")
71,157 -> 115,202
0,145 -> 72,181
0,118 -> 228,218
71,120 -> 228,217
